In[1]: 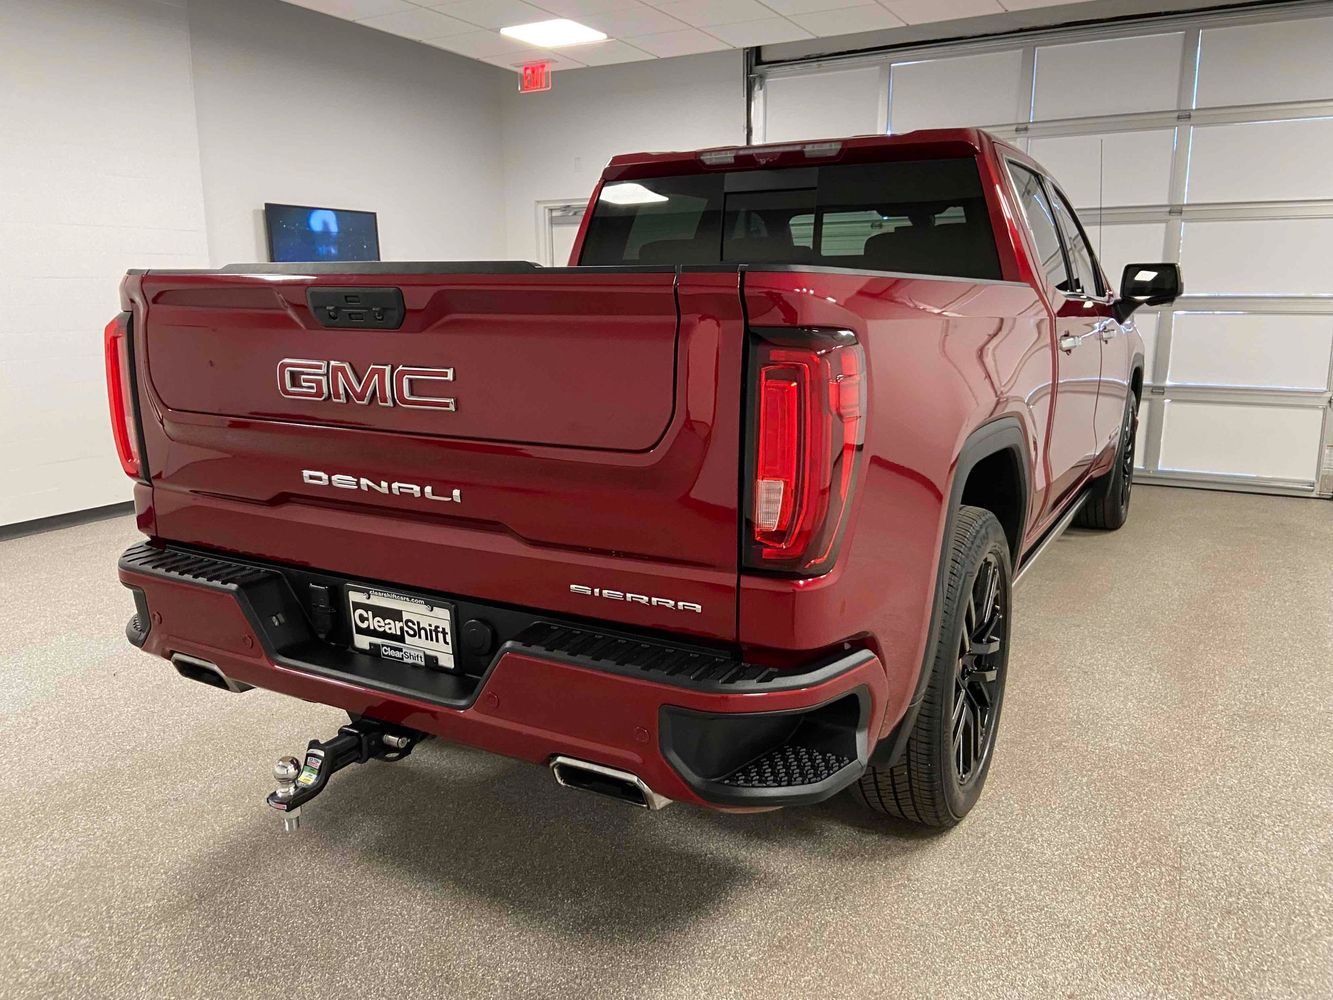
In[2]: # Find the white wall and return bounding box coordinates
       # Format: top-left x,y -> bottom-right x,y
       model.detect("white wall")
2,10 -> 743,527
500,50 -> 744,263
0,0 -> 210,526
188,0 -> 509,266
0,0 -> 516,527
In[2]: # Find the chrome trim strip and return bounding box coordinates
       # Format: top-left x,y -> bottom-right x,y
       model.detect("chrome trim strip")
1014,493 -> 1086,588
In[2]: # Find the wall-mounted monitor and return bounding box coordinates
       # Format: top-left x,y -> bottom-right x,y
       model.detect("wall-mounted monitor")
264,203 -> 380,263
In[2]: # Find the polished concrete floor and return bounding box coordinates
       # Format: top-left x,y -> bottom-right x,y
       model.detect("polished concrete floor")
0,486 -> 1329,999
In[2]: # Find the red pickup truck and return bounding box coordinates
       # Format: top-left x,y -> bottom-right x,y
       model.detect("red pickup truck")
108,128 -> 1181,829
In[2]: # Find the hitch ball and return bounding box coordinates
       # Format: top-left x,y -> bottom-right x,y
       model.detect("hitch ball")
272,756 -> 303,834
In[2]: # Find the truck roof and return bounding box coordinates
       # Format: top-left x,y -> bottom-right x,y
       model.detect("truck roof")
602,128 -> 998,180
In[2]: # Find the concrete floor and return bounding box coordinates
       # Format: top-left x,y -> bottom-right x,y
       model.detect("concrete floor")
0,486 -> 1329,999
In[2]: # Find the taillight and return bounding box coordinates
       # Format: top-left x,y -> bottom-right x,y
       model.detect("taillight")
103,312 -> 141,479
745,327 -> 865,576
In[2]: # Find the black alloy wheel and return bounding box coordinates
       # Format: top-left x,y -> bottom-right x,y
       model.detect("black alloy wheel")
853,505 -> 1011,828
953,552 -> 1005,786
1118,402 -> 1137,512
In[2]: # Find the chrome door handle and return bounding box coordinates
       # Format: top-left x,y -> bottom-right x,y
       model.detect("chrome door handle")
1094,319 -> 1119,342
1059,333 -> 1084,351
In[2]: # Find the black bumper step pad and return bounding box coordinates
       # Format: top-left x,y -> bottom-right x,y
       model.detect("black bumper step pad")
517,622 -> 777,688
718,744 -> 855,788
121,542 -> 274,589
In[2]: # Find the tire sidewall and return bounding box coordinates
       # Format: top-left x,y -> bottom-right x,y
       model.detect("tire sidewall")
937,515 -> 1013,821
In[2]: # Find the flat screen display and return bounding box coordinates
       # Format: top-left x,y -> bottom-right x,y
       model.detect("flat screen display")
264,203 -> 380,262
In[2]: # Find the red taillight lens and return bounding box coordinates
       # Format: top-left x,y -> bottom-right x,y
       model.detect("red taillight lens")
746,328 -> 865,576
103,312 -> 141,479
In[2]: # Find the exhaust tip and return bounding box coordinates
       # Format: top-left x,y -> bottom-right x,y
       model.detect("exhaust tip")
550,756 -> 670,810
171,653 -> 252,694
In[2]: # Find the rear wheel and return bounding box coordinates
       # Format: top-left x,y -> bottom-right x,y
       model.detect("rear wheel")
853,506 -> 1011,828
1075,391 -> 1138,531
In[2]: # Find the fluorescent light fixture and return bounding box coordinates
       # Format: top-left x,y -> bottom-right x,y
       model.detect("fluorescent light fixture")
599,183 -> 669,207
499,18 -> 606,48
1134,269 -> 1160,282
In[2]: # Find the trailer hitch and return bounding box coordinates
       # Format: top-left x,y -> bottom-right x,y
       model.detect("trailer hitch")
267,719 -> 427,833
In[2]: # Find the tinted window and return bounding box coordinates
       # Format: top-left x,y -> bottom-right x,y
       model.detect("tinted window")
1049,187 -> 1105,297
578,157 -> 1001,279
723,188 -> 817,262
578,175 -> 721,265
1009,164 -> 1069,293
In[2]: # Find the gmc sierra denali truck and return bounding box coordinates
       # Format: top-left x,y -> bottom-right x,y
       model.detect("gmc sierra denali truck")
108,128 -> 1181,829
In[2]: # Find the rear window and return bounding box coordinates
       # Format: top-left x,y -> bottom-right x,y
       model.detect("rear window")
578,157 -> 1001,280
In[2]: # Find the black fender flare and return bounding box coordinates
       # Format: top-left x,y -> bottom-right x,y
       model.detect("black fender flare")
869,415 -> 1031,766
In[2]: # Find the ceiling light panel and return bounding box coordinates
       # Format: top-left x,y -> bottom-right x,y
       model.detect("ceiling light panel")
499,18 -> 608,46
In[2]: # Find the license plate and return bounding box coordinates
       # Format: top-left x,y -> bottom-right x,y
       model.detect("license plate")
346,586 -> 455,671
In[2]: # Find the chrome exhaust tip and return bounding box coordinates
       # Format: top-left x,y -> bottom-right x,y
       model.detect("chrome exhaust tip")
550,756 -> 671,810
171,653 -> 252,694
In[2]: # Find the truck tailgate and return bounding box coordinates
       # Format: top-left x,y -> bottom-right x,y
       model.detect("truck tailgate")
127,267 -> 745,642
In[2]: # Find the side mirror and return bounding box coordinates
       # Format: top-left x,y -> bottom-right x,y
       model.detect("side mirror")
1114,262 -> 1183,323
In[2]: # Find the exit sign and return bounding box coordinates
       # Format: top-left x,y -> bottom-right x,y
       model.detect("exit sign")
520,61 -> 552,93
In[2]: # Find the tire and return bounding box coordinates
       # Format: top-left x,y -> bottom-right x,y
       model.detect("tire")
853,506 -> 1011,829
1074,391 -> 1139,531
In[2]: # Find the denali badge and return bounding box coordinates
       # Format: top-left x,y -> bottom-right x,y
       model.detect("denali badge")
278,358 -> 455,410
303,469 -> 460,504
570,584 -> 702,614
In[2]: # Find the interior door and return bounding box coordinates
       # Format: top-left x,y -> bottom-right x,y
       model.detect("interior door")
543,203 -> 586,266
1009,163 -> 1104,516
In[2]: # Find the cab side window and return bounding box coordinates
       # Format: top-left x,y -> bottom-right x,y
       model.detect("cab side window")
1048,186 -> 1104,298
1009,164 -> 1069,293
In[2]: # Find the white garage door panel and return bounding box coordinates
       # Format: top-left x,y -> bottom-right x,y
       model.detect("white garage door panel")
765,66 -> 885,143
1169,314 -> 1333,390
1181,218 -> 1333,296
890,50 -> 1023,133
759,5 -> 1333,497
1187,119 -> 1333,204
1033,33 -> 1184,121
1086,223 -> 1171,280
1195,15 -> 1333,108
1029,130 -> 1175,208
1159,402 -> 1324,481
1133,409 -> 1149,470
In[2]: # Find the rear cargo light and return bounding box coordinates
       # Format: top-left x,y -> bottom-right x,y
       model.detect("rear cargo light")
745,328 -> 865,576
699,141 -> 843,166
103,312 -> 141,479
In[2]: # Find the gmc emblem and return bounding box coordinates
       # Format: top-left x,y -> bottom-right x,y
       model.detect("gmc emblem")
277,358 -> 455,411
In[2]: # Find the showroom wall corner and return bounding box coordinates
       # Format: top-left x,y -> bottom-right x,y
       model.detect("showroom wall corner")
0,0 -> 210,526
0,0 -> 515,528
498,50 -> 746,263
187,0 -> 512,267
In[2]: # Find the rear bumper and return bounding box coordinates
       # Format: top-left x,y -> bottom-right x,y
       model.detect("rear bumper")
119,542 -> 888,809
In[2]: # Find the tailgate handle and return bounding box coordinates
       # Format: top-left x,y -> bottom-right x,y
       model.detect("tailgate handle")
306,287 -> 405,330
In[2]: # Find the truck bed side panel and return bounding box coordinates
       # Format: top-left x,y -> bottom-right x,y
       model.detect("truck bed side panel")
739,269 -> 1050,733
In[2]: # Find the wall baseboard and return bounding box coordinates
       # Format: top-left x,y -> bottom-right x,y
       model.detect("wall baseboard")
0,501 -> 135,541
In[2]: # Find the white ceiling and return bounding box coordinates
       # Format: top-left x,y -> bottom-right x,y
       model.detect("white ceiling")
281,0 -> 1124,72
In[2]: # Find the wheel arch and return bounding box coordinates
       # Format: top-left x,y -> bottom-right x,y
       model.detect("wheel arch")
1130,353 -> 1145,404
870,416 -> 1031,765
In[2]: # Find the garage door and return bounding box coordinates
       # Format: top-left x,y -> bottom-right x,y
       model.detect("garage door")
755,4 -> 1333,498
